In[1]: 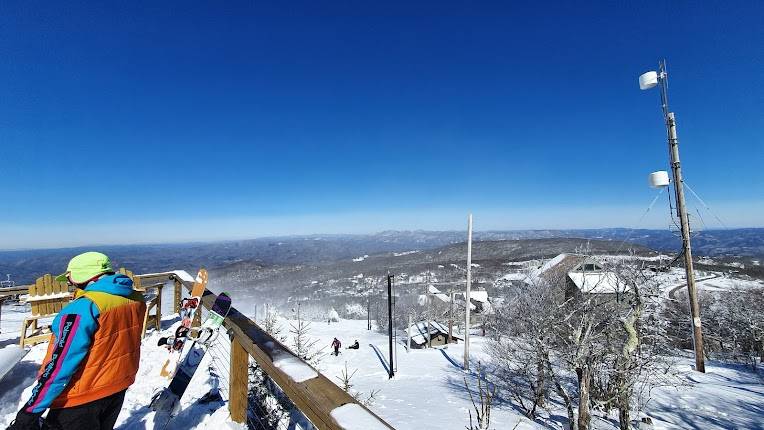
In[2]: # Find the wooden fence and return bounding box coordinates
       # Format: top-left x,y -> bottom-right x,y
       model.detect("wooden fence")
136,271 -> 394,430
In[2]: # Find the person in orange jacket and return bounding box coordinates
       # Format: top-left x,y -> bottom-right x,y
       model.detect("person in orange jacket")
8,252 -> 146,430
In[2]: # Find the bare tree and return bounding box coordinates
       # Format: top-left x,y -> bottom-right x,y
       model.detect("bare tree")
464,362 -> 495,430
488,271 -> 560,419
491,253 -> 678,430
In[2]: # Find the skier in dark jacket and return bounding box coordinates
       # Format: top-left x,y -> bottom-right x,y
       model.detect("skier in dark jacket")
8,252 -> 146,430
348,340 -> 360,350
331,337 -> 341,356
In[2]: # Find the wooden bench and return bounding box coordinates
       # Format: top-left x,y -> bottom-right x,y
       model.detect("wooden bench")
18,269 -> 164,347
20,275 -> 73,348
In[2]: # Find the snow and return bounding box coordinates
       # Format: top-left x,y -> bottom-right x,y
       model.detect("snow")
536,253 -> 568,274
298,318 -> 537,429
330,403 -> 389,430
272,352 -> 319,383
353,255 -> 369,262
23,291 -> 72,302
470,290 -> 489,303
0,304 -> 239,429
392,250 -> 419,257
138,270 -> 196,284
567,271 -> 625,294
0,345 -> 25,381
3,284 -> 764,430
501,272 -> 528,281
647,357 -> 764,430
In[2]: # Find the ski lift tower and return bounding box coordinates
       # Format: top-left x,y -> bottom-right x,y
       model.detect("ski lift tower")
639,61 -> 705,373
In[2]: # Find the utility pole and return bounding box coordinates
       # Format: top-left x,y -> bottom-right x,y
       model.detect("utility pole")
407,312 -> 412,352
448,291 -> 454,344
367,279 -> 372,331
641,60 -> 705,372
464,213 -> 473,371
387,274 -> 395,378
426,271 -> 432,349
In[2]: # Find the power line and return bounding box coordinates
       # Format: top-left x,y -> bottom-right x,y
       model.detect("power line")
683,181 -> 729,229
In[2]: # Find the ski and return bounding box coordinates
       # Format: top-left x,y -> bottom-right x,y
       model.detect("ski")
151,292 -> 232,419
158,268 -> 208,378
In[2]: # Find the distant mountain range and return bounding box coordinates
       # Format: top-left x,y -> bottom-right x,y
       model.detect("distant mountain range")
1,228 -> 761,284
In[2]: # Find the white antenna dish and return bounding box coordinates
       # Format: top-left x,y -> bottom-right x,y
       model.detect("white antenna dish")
648,171 -> 670,188
639,71 -> 659,90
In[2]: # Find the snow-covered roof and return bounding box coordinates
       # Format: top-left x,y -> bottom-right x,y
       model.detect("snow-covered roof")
406,321 -> 456,345
470,290 -> 489,303
526,254 -> 589,284
567,272 -> 626,294
524,254 -> 628,294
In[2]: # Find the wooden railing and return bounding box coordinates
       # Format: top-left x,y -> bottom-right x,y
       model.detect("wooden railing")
136,271 -> 395,430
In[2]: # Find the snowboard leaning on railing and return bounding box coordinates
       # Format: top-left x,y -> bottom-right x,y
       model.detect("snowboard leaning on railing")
158,268 -> 208,378
151,292 -> 232,419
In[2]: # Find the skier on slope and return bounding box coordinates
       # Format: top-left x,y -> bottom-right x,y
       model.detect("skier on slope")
8,252 -> 146,430
331,337 -> 341,356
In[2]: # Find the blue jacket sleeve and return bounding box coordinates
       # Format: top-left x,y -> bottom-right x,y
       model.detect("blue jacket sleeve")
23,298 -> 100,413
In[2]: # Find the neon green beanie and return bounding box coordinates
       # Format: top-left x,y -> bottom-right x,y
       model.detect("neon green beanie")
55,252 -> 114,284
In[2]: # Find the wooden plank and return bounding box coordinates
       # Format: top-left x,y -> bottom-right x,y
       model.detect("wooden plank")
31,278 -> 41,316
53,279 -> 63,313
229,338 -> 248,423
132,275 -> 143,291
43,274 -> 53,315
0,285 -> 32,297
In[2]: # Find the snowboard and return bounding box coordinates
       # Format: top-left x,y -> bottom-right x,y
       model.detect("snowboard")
151,292 -> 232,419
0,345 -> 29,382
159,268 -> 208,378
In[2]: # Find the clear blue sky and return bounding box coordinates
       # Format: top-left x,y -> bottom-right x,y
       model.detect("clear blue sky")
1,1 -> 762,249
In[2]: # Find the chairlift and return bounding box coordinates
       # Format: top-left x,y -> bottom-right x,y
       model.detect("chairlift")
0,274 -> 14,289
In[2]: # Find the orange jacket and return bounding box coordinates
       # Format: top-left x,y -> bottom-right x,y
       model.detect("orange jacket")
24,274 -> 146,412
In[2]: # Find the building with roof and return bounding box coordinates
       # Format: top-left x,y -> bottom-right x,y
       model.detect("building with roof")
422,285 -> 493,314
406,321 -> 462,349
526,253 -> 627,297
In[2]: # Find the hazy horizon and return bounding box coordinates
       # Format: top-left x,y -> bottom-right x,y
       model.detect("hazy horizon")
2,203 -> 762,251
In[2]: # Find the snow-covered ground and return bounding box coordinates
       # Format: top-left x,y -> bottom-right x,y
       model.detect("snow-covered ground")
273,318 -> 764,430
2,289 -> 763,429
289,318 -> 538,429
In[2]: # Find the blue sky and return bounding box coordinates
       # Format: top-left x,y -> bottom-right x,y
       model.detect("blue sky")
1,1 -> 762,249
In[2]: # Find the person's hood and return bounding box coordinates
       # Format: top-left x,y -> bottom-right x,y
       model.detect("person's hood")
83,274 -> 135,297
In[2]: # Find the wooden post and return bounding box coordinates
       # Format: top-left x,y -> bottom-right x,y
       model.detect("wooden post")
229,337 -> 248,424
173,278 -> 182,314
155,283 -> 163,331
